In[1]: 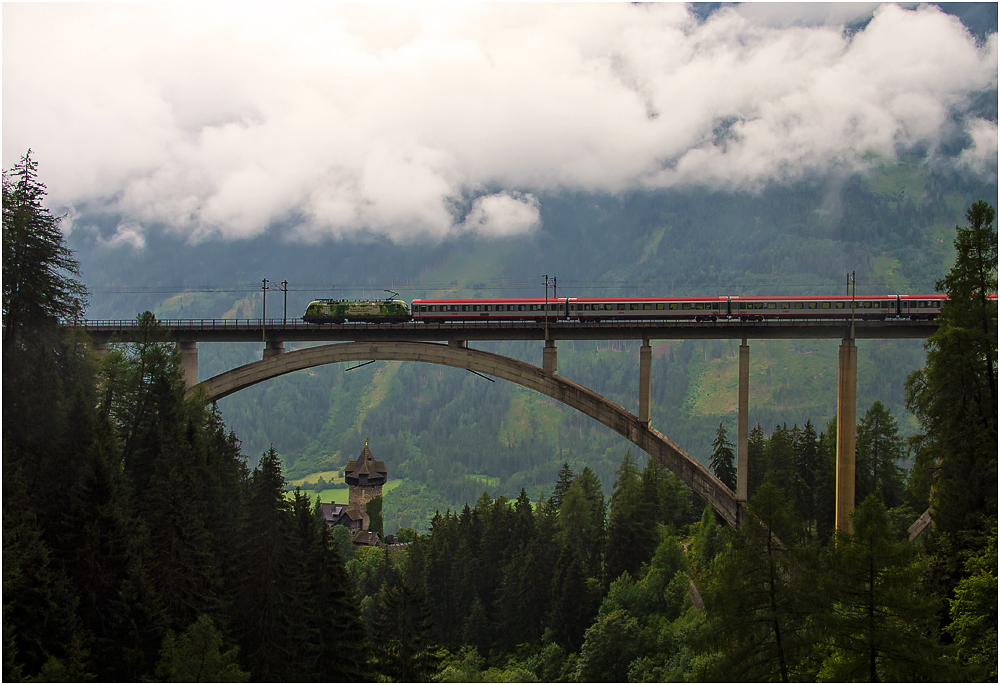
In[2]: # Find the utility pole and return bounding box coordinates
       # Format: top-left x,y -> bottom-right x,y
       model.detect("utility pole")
544,274 -> 549,342
262,278 -> 268,342
553,276 -> 558,319
850,270 -> 856,340
281,280 -> 288,325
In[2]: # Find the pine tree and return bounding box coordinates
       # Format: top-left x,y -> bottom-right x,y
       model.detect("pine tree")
792,419 -> 821,535
855,401 -> 906,508
709,422 -> 737,491
701,482 -> 813,682
371,578 -> 443,682
604,451 -> 658,586
906,200 -> 998,537
817,496 -> 948,681
747,423 -> 767,499
550,462 -> 576,510
2,150 -> 87,353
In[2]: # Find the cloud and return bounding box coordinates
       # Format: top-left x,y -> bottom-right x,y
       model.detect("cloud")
459,192 -> 541,237
2,3 -> 995,242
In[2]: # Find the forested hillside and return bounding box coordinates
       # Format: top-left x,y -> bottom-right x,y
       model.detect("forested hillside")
5,146 -> 996,682
69,158 -> 994,529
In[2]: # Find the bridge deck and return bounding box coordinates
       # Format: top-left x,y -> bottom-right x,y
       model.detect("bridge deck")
81,317 -> 935,343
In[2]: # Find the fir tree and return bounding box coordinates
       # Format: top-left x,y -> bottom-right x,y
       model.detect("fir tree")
906,201 -> 997,537
371,578 -> 443,682
817,496 -> 948,682
2,149 -> 87,352
709,422 -> 737,491
855,401 -> 906,508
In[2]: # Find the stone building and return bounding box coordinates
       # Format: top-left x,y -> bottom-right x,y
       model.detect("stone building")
344,440 -> 388,531
319,441 -> 388,543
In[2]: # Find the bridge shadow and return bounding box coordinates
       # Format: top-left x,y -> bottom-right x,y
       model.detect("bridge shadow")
192,341 -> 740,527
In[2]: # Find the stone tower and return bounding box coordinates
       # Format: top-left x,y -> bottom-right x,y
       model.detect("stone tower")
344,440 -> 388,531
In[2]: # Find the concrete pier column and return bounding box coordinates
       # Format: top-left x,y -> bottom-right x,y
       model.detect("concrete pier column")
449,340 -> 467,349
178,341 -> 198,390
543,340 -> 557,376
836,338 -> 858,533
737,339 -> 749,501
639,339 -> 652,426
263,340 -> 285,359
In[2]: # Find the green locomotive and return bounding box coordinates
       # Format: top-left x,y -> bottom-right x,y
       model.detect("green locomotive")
302,298 -> 411,324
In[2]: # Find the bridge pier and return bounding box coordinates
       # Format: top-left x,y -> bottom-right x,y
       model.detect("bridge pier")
263,340 -> 285,359
639,339 -> 651,426
178,341 -> 198,390
835,338 -> 857,533
92,341 -> 109,358
543,340 -> 557,376
737,339 -> 749,502
449,340 -> 467,349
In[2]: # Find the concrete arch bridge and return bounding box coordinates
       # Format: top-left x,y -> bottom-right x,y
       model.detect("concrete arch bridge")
191,340 -> 741,527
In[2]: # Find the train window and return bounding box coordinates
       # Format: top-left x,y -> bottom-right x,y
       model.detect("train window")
781,302 -> 790,309
551,304 -> 559,311
462,305 -> 470,312
808,302 -> 817,309
473,305 -> 481,311
834,302 -> 844,309
821,302 -> 830,309
420,305 -> 427,312
669,303 -> 678,310
643,303 -> 652,310
518,305 -> 526,311
486,305 -> 493,311
429,306 -> 437,312
630,304 -> 639,310
683,303 -> 692,310
794,303 -> 804,309
656,303 -> 665,310
617,304 -> 626,310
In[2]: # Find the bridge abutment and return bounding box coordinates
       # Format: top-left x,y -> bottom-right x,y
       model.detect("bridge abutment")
178,341 -> 199,390
737,339 -> 749,502
835,338 -> 857,533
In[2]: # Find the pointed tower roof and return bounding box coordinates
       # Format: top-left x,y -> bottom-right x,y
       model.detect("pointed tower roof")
344,440 -> 388,486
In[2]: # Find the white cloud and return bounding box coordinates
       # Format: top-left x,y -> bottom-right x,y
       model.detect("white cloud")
2,3 -> 995,242
459,192 -> 541,237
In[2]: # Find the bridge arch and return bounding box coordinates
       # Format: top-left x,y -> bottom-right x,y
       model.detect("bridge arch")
192,341 -> 739,526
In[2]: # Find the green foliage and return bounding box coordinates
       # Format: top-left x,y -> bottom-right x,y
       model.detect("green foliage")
709,422 -> 736,490
371,579 -> 443,682
906,201 -> 998,538
2,150 -> 87,347
855,401 -> 906,508
153,614 -> 249,682
944,523 -> 998,681
700,482 -> 814,682
817,496 -> 948,682
366,495 -> 384,538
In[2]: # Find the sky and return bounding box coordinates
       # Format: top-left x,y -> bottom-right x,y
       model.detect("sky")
3,3 -> 997,246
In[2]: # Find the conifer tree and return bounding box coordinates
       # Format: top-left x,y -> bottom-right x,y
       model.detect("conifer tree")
817,496 -> 948,682
701,482 -> 813,682
604,451 -> 658,586
855,401 -> 906,508
906,200 -> 997,537
371,578 -> 442,682
709,422 -> 737,491
746,423 -> 767,499
2,150 -> 87,352
550,462 -> 576,510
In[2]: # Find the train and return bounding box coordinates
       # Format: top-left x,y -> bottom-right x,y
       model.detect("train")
302,294 -> 961,324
